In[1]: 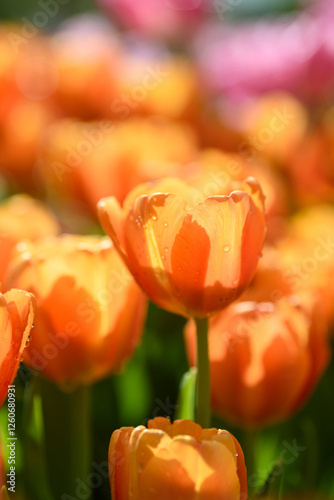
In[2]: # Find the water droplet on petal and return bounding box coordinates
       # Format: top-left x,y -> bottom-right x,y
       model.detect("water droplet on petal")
223,245 -> 230,252
164,222 -> 168,227
164,247 -> 168,253
152,215 -> 157,221
161,255 -> 166,260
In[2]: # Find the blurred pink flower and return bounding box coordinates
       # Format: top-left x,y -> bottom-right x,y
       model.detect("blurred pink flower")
97,0 -> 208,40
194,0 -> 334,103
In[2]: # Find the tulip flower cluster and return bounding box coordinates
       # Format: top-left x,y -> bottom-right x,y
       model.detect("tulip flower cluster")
0,1 -> 334,499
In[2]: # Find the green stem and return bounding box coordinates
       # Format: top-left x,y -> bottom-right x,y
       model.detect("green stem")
22,376 -> 54,500
39,378 -> 92,499
243,429 -> 257,484
195,317 -> 211,428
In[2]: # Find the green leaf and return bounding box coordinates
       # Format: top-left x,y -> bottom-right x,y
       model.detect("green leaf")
254,457 -> 285,499
175,367 -> 197,421
22,376 -> 54,500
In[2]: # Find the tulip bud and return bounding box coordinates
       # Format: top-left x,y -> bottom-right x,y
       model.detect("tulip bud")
109,417 -> 247,499
185,296 -> 330,428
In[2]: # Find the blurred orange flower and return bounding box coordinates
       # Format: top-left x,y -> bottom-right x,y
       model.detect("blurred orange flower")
5,235 -> 146,388
0,288 -> 36,408
116,57 -> 199,122
185,296 -> 330,428
277,205 -> 334,326
287,116 -> 334,206
38,118 -> 197,216
0,195 -> 60,283
189,149 -> 288,241
50,23 -> 121,120
109,417 -> 247,500
237,92 -> 308,167
98,177 -> 266,318
0,99 -> 54,188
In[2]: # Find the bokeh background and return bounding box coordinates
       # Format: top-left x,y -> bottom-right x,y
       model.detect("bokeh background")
1,0 -> 334,499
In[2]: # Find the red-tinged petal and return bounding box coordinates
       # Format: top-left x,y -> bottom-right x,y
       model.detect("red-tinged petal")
169,420 -> 202,439
124,193 -> 188,315
223,432 -> 248,499
148,416 -> 173,433
0,290 -> 36,408
171,214 -> 211,316
240,177 -> 266,213
109,427 -> 134,500
98,197 -> 128,265
171,191 -> 265,316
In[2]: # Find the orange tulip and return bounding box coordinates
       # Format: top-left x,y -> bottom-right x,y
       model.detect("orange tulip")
185,296 -> 330,429
5,235 -> 146,387
98,177 -> 266,318
109,417 -> 247,500
38,118 -> 197,216
286,106 -> 334,206
277,205 -> 334,326
0,288 -> 36,408
50,23 -> 121,120
0,194 -> 60,283
238,92 -> 308,166
117,57 -> 199,121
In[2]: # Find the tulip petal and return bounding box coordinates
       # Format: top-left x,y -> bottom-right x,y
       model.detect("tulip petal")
123,177 -> 205,211
171,214 -> 211,316
98,197 -> 128,266
124,193 -> 188,315
171,191 -> 265,315
0,290 -> 36,408
109,427 -> 134,500
139,434 -> 241,499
